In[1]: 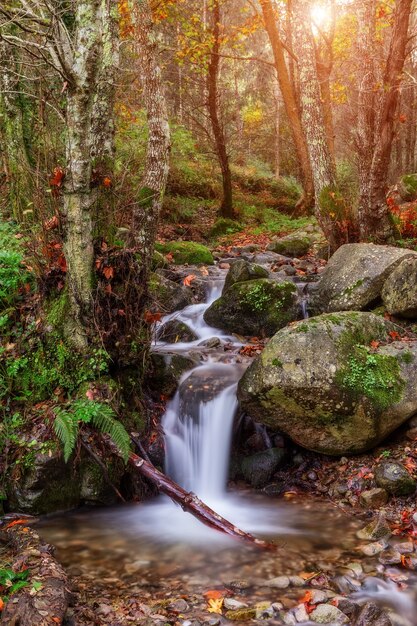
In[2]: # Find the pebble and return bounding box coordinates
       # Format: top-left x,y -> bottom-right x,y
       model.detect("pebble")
360,540 -> 388,556
359,487 -> 388,508
378,548 -> 402,565
356,514 -> 392,540
226,579 -> 251,590
309,603 -> 349,624
288,575 -> 305,587
223,598 -> 248,610
391,540 -> 414,554
263,575 -> 290,588
169,599 -> 189,612
310,590 -> 328,603
294,603 -> 310,622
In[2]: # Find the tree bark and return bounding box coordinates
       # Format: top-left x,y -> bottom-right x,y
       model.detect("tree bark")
207,0 -> 234,219
356,0 -> 413,242
131,0 -> 171,279
260,0 -> 314,211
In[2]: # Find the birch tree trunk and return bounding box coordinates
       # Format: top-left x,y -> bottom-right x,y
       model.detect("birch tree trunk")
356,0 -> 412,242
260,0 -> 314,212
207,0 -> 234,219
131,0 -> 171,279
291,0 -> 341,250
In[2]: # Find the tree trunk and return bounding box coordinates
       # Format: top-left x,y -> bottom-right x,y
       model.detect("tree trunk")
274,82 -> 281,179
131,0 -> 171,279
260,0 -> 314,211
207,0 -> 234,219
356,0 -> 412,241
291,0 -> 341,250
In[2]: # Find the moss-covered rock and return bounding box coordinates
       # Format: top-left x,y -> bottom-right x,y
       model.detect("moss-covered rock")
203,279 -> 298,337
156,319 -> 198,343
398,173 -> 417,202
155,241 -> 214,265
151,250 -> 168,270
209,218 -> 243,238
382,256 -> 417,318
375,461 -> 416,496
315,243 -> 417,313
223,259 -> 269,293
267,234 -> 311,257
149,272 -> 193,314
147,352 -> 198,398
238,312 -> 417,455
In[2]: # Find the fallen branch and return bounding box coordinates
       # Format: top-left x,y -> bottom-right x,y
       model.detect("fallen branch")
127,449 -> 276,550
0,519 -> 71,625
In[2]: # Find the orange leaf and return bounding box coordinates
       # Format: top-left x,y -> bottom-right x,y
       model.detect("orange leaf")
389,330 -> 401,340
183,274 -> 196,287
299,591 -> 313,604
0,598 -> 4,611
144,310 -> 162,324
103,266 -> 114,280
50,166 -> 65,187
4,519 -> 28,530
370,340 -> 380,349
203,590 -> 223,600
103,177 -> 112,188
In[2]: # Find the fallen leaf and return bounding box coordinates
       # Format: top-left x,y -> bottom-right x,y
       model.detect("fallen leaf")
4,519 -> 28,530
183,274 -> 196,287
144,310 -> 162,324
0,599 -> 3,611
204,590 -> 223,600
103,177 -> 112,188
207,598 -> 223,614
370,340 -> 380,349
103,266 -> 114,280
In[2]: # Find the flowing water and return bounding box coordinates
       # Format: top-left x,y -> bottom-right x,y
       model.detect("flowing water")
37,270 -> 417,625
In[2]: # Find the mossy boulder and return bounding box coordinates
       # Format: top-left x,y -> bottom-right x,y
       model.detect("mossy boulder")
238,312 -> 417,455
147,352 -> 198,398
151,250 -> 168,270
155,241 -> 214,265
382,256 -> 417,318
209,218 -> 243,239
203,279 -> 298,337
157,319 -> 198,343
398,174 -> 417,202
223,259 -> 269,293
315,244 -> 417,313
375,461 -> 416,496
267,234 -> 311,257
149,272 -> 193,314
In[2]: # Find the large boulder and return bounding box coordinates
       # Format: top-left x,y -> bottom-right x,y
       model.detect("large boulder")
238,312 -> 417,455
382,256 -> 417,318
223,259 -> 269,293
203,279 -> 298,337
149,272 -> 193,314
267,234 -> 311,257
315,244 -> 417,313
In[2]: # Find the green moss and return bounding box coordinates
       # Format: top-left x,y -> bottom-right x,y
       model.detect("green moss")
155,241 -> 214,265
400,174 -> 417,201
400,350 -> 414,364
336,346 -> 404,410
241,280 -> 296,312
137,185 -> 155,207
209,218 -> 243,238
45,291 -> 70,330
271,358 -> 283,367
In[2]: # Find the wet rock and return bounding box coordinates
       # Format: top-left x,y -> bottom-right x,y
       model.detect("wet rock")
288,576 -> 305,587
360,488 -> 389,508
336,598 -> 361,620
223,259 -> 269,293
309,604 -> 349,624
354,601 -> 393,626
224,608 -> 256,621
148,353 -> 198,398
262,575 -> 290,589
179,364 -> 242,416
204,279 -> 298,338
398,173 -> 417,202
226,579 -> 251,590
360,540 -> 388,556
169,598 -> 189,612
378,548 -> 401,565
382,256 -> 417,318
263,482 -> 285,497
293,603 -> 310,622
375,461 -> 416,496
241,448 -> 287,488
223,598 -> 248,610
157,320 -> 198,343
149,272 -> 193,314
238,312 -> 417,455
267,234 -> 311,257
198,337 -> 222,349
314,243 -> 417,313
357,514 -> 392,541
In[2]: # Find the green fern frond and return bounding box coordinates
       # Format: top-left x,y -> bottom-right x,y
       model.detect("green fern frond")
53,409 -> 79,462
90,409 -> 131,462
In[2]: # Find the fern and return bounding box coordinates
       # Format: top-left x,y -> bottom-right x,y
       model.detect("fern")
53,409 -> 79,462
54,400 -> 131,463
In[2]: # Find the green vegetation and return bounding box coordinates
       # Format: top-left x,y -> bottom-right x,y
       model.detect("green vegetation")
241,280 -> 296,313
155,241 -> 214,265
53,399 -> 131,462
400,174 -> 417,201
337,346 -> 404,410
0,221 -> 34,325
209,217 -> 243,238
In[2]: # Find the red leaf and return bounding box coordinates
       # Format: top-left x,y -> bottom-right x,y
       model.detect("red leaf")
50,166 -> 65,187
144,310 -> 162,324
370,340 -> 380,349
103,266 -> 114,280
58,254 -> 67,272
103,176 -> 112,188
183,274 -> 196,287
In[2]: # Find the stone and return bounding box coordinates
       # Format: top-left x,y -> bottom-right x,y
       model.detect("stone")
223,259 -> 269,293
357,514 -> 392,541
355,602 -> 393,626
224,608 -> 256,621
203,279 -> 298,338
398,173 -> 417,202
382,256 -> 417,318
309,604 -> 349,624
241,448 -> 287,488
314,243 -> 417,313
149,272 -> 193,314
148,353 -> 198,398
360,488 -> 388,508
223,598 -> 248,610
157,320 -> 198,343
238,312 -> 417,455
168,598 -> 189,612
375,461 -> 416,496
262,575 -> 290,589
267,235 -> 311,257
293,604 -> 310,622
378,548 -> 402,565
360,540 -> 388,556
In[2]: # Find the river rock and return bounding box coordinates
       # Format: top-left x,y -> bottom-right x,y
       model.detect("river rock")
223,259 -> 269,293
359,488 -> 388,508
149,272 -> 193,314
204,279 -> 298,337
267,234 -> 311,257
148,353 -> 198,397
374,461 -> 416,496
310,604 -> 349,624
314,244 -> 417,313
157,320 -> 198,343
238,312 -> 417,455
382,256 -> 417,318
241,448 -> 286,488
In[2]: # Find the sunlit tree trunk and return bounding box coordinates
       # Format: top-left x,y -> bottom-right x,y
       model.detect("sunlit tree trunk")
274,82 -> 280,179
131,0 -> 171,278
291,0 -> 340,250
207,0 -> 234,219
260,0 -> 314,212
356,0 -> 412,242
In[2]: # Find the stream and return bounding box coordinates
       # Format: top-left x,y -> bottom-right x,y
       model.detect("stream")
38,268 -> 417,625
